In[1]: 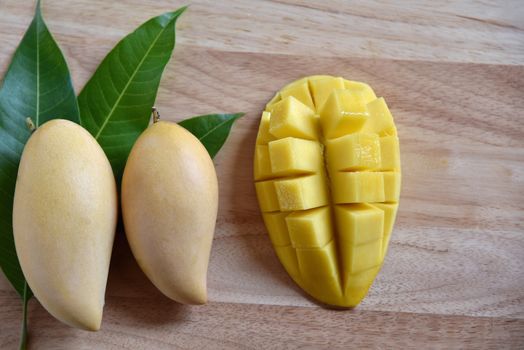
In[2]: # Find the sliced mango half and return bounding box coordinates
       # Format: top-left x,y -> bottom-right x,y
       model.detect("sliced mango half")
255,75 -> 400,307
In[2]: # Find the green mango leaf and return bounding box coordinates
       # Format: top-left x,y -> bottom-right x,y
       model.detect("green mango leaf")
78,7 -> 186,181
0,1 -> 79,299
179,113 -> 244,158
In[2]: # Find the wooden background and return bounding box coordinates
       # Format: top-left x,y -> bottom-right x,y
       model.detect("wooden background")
1,0 -> 523,348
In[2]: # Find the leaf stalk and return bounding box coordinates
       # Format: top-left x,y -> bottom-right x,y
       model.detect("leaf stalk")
19,282 -> 29,350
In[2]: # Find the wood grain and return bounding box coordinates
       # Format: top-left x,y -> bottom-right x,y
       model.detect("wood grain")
2,293 -> 524,349
1,0 -> 524,70
1,0 -> 524,348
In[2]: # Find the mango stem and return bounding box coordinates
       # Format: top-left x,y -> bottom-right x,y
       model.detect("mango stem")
152,107 -> 161,123
25,118 -> 36,133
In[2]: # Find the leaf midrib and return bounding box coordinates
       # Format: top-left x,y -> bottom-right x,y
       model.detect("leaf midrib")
36,14 -> 40,126
93,22 -> 172,140
196,115 -> 240,142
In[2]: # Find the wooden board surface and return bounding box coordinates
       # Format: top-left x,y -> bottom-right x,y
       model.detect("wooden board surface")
1,0 -> 524,348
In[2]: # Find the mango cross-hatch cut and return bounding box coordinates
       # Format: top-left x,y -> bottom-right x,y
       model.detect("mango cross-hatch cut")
253,75 -> 401,307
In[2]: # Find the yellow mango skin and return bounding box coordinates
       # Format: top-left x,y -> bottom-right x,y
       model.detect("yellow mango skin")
122,121 -> 218,305
13,119 -> 117,331
255,76 -> 401,307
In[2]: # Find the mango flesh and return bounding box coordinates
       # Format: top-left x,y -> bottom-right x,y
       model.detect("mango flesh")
13,119 -> 118,331
122,121 -> 218,305
256,76 -> 400,307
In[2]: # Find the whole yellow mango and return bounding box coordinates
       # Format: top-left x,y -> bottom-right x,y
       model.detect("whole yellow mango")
13,119 -> 118,331
122,121 -> 218,304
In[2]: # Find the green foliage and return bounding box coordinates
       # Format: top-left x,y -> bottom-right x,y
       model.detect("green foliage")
0,4 -> 242,348
78,8 -> 186,181
179,113 -> 244,158
0,0 -> 79,298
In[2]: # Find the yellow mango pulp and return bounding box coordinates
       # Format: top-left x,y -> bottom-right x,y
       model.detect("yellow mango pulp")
254,75 -> 400,307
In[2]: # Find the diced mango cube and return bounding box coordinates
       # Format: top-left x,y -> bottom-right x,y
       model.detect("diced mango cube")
309,76 -> 345,110
256,111 -> 273,145
282,77 -> 309,90
268,138 -> 322,176
255,180 -> 280,212
348,239 -> 382,274
343,80 -> 377,103
296,241 -> 342,298
274,245 -> 300,279
286,206 -> 333,248
347,266 -> 381,289
262,212 -> 290,246
319,89 -> 369,139
382,172 -> 401,202
334,204 -> 384,246
254,145 -> 273,181
274,174 -> 329,211
265,94 -> 281,112
371,203 -> 398,257
326,133 -> 381,172
297,242 -> 338,277
344,266 -> 380,304
280,81 -> 315,111
268,96 -> 318,140
332,172 -> 385,204
362,97 -> 397,136
379,135 -> 400,171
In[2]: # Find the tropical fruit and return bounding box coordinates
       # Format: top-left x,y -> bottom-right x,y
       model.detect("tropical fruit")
13,119 -> 118,330
122,121 -> 218,305
254,75 -> 400,307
